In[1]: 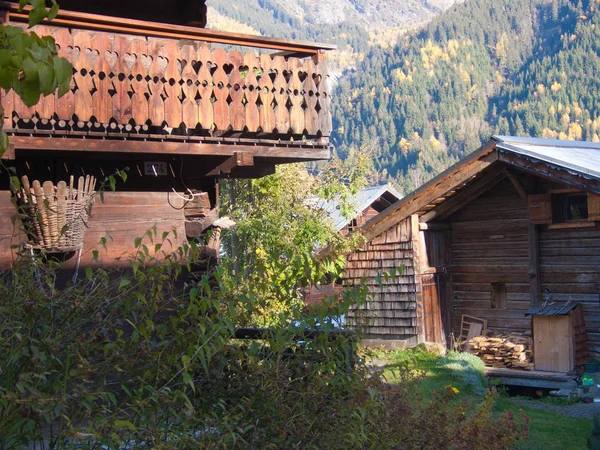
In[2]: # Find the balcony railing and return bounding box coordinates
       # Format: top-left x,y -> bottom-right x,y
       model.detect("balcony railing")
0,3 -> 334,144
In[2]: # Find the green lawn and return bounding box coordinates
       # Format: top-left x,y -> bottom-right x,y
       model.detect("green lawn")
495,398 -> 592,450
372,346 -> 593,450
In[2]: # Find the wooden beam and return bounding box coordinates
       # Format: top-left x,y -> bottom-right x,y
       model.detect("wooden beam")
505,169 -> 528,199
411,214 -> 426,344
528,222 -> 542,306
1,1 -> 336,56
419,168 -> 506,223
359,144 -> 498,243
8,136 -> 330,161
206,152 -> 254,176
222,164 -> 276,179
419,222 -> 451,231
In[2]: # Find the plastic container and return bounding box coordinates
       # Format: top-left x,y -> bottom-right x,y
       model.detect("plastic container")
584,361 -> 600,373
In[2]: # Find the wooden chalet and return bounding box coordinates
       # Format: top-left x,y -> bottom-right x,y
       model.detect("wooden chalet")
343,136 -> 600,360
0,1 -> 334,268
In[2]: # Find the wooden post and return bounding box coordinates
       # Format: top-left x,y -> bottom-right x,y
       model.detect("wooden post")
411,214 -> 426,343
528,222 -> 542,306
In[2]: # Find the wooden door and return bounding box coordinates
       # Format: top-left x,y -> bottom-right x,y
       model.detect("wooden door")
422,273 -> 446,344
533,315 -> 573,372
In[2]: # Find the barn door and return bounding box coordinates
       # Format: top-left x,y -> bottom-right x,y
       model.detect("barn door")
422,272 -> 446,345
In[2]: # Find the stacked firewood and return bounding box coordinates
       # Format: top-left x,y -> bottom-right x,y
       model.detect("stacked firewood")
468,331 -> 534,370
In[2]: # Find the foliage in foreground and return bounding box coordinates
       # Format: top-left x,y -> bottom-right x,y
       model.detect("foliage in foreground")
0,234 -> 527,449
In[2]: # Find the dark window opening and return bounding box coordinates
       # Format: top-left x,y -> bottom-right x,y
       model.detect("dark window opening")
552,194 -> 588,222
347,218 -> 359,232
491,282 -> 507,309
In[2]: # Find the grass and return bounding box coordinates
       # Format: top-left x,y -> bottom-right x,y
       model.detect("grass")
370,346 -> 594,450
496,397 -> 592,450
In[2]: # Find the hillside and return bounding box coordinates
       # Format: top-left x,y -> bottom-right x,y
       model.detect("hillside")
208,0 -> 600,194
207,0 -> 460,72
333,0 -> 600,192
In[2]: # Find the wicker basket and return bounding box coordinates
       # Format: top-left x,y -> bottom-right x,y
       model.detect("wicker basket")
13,175 -> 97,252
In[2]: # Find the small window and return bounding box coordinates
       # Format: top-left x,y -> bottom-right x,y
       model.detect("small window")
552,194 -> 589,222
347,218 -> 359,232
491,282 -> 507,309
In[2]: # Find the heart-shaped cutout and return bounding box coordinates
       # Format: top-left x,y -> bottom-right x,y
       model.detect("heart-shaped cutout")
105,50 -> 118,69
141,54 -> 153,71
157,56 -> 169,74
66,46 -> 81,63
124,53 -> 137,72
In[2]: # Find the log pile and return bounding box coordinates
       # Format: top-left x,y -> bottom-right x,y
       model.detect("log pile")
468,331 -> 534,370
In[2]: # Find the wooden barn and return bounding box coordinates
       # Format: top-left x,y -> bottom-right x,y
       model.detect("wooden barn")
0,1 -> 333,269
343,136 -> 600,360
304,185 -> 402,306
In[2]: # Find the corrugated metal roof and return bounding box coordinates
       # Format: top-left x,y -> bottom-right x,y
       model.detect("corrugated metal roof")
493,135 -> 600,181
307,185 -> 402,231
525,302 -> 580,316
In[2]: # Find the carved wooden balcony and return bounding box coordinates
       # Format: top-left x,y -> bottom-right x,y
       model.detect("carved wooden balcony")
0,2 -> 334,162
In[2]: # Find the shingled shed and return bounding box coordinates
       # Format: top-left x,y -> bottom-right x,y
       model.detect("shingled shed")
339,136 -> 600,360
526,302 -> 586,372
345,216 -> 424,345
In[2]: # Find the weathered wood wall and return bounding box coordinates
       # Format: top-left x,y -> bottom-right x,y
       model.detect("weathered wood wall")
0,190 -> 187,269
539,224 -> 600,357
344,217 -> 421,342
447,178 -> 532,335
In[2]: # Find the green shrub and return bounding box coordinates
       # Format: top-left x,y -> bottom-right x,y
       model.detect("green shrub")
0,231 -> 527,449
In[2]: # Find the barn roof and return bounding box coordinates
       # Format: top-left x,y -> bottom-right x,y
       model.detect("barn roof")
494,135 -> 600,181
308,185 -> 402,231
355,135 -> 600,244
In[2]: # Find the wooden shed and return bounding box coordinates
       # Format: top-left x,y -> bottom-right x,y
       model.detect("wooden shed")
335,136 -> 600,361
526,303 -> 587,372
304,185 -> 402,307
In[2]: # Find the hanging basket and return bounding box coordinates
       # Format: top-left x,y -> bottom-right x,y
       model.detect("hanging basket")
13,175 -> 97,252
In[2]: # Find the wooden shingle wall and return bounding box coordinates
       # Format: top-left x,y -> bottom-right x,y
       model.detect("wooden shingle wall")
448,179 -> 531,335
344,217 -> 421,341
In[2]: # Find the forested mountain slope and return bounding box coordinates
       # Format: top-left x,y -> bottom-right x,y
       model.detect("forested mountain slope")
333,0 -> 600,192
209,0 -> 600,193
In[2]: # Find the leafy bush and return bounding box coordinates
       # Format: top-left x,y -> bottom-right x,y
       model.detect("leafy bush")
0,231 -> 527,449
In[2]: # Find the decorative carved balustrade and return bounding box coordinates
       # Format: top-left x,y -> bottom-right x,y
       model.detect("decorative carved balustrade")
0,4 -> 333,143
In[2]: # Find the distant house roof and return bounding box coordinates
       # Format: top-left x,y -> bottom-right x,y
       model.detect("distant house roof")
354,135 -> 600,244
308,185 -> 402,231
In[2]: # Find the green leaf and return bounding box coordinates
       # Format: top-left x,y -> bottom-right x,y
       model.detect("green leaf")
114,420 -> 136,431
92,250 -> 99,262
118,279 -> 131,289
48,1 -> 59,20
9,32 -> 29,58
0,132 -> 8,155
53,56 -> 72,85
28,7 -> 48,28
37,63 -> 55,95
85,267 -> 93,280
0,67 -> 17,90
134,237 -> 142,248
